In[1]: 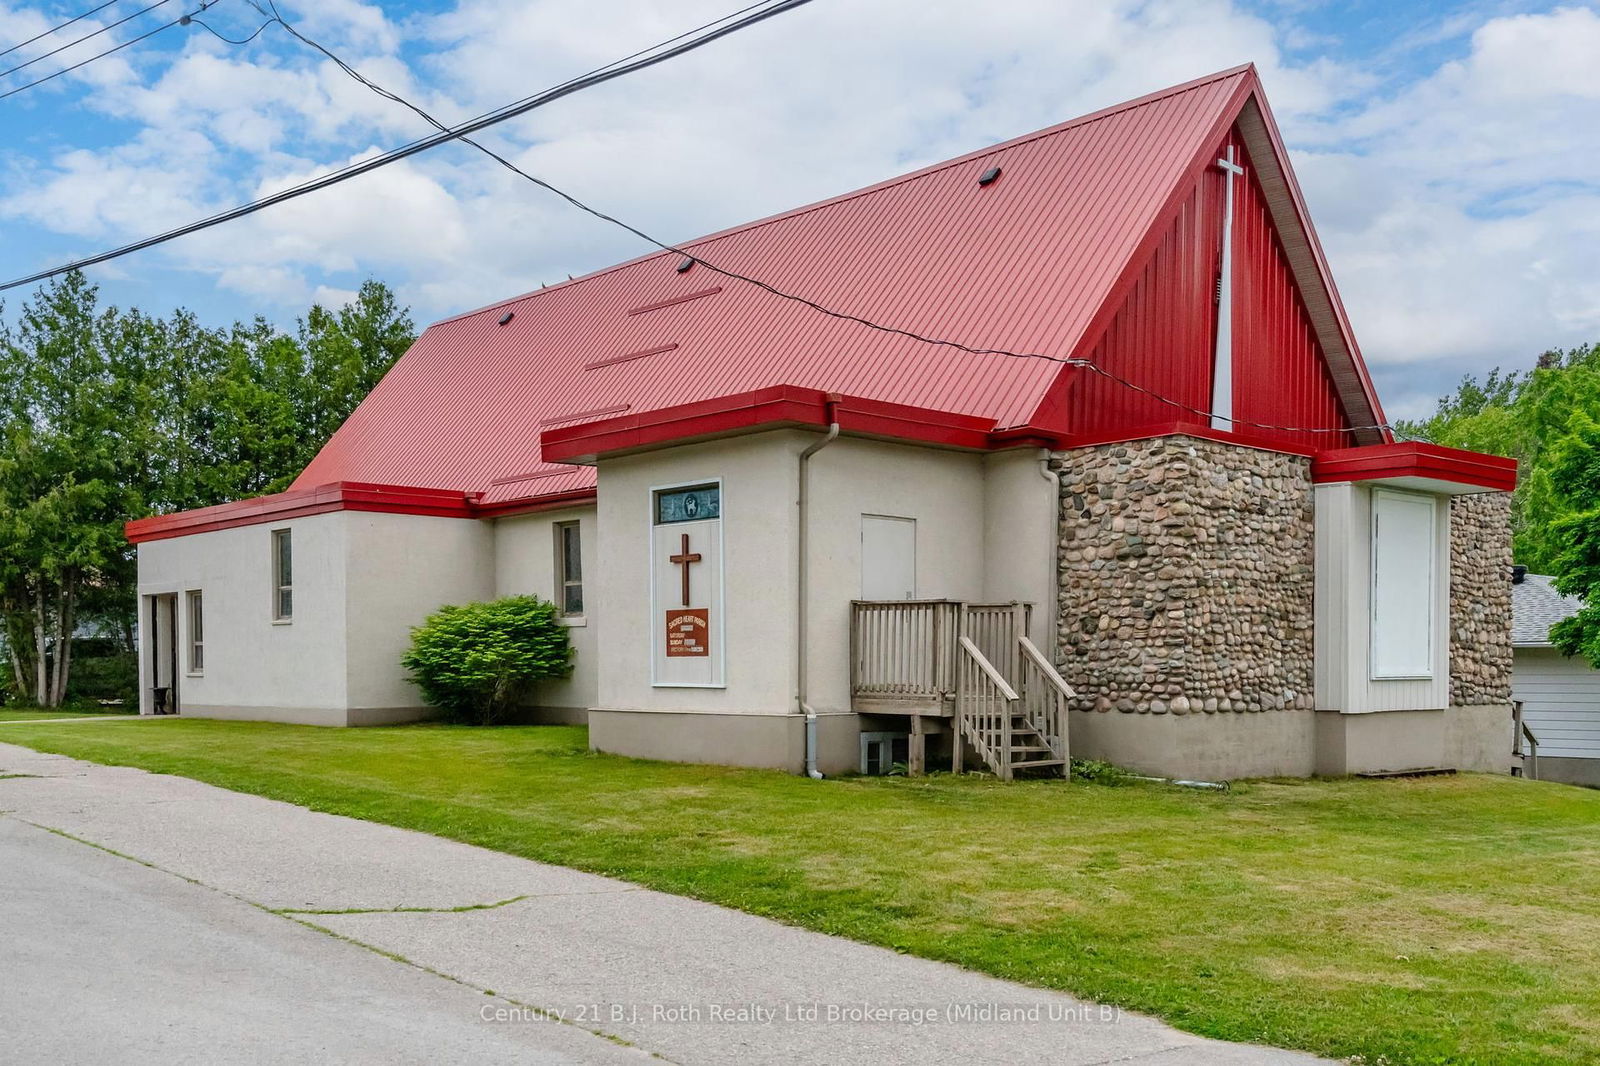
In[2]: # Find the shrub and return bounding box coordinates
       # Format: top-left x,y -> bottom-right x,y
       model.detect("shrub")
1069,757 -> 1135,785
401,596 -> 573,724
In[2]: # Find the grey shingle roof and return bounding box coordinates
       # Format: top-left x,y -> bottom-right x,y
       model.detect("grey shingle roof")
1512,573 -> 1583,647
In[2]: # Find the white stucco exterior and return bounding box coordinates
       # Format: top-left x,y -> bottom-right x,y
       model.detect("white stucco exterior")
138,513 -> 351,723
137,428 -> 1059,760
138,510 -> 495,725
494,505 -> 599,719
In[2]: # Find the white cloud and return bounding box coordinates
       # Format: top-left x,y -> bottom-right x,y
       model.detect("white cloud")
0,0 -> 1595,418
1295,5 -> 1600,385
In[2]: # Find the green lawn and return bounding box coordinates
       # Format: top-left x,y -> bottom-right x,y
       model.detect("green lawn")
1,718 -> 1596,1064
0,707 -> 133,721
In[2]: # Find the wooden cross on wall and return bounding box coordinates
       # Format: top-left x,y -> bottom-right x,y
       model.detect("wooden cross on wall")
670,533 -> 702,607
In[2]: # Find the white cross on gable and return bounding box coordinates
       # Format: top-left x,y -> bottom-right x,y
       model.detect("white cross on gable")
1210,144 -> 1244,431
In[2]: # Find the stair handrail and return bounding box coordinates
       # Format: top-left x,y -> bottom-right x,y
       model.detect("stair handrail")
1512,700 -> 1540,781
954,635 -> 1018,779
1017,636 -> 1072,766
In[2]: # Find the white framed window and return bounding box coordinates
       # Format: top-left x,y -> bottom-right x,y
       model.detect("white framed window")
1370,490 -> 1436,679
271,528 -> 293,621
186,590 -> 204,674
554,520 -> 583,616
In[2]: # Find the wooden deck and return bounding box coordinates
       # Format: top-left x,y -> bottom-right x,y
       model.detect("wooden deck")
849,600 -> 1071,777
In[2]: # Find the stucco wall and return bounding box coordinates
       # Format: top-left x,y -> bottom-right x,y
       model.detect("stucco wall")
493,505 -> 599,720
804,436 -> 989,714
341,512 -> 495,713
1450,492 -> 1513,707
982,448 -> 1056,643
594,432 -> 801,715
1052,434 -> 1315,717
137,512 -> 350,720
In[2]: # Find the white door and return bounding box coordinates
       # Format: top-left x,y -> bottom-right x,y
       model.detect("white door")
861,515 -> 916,600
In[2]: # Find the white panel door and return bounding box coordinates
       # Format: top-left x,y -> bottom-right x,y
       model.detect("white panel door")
1371,490 -> 1436,679
861,515 -> 916,600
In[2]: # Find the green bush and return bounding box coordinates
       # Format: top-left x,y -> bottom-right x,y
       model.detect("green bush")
400,596 -> 573,724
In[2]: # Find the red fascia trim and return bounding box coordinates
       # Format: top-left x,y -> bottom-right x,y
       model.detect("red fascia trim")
472,488 -> 599,518
125,482 -> 479,544
1312,442 -> 1517,492
1054,420 -> 1319,458
539,386 -> 1001,462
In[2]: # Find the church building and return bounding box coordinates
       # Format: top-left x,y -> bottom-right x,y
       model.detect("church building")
127,65 -> 1519,781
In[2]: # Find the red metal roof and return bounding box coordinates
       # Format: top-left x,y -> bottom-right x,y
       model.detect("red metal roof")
292,64 -> 1360,507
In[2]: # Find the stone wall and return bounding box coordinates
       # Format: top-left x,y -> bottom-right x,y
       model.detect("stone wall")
1449,492 -> 1513,706
1052,435 -> 1315,717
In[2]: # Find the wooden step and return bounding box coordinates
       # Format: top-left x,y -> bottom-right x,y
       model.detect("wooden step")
1008,758 -> 1066,770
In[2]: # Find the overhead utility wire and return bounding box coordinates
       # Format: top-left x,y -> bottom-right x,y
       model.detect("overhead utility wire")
0,0 -> 177,79
0,0 -> 211,101
0,0 -> 125,59
259,0 -> 1392,437
0,0 -> 813,290
4,0 -> 1388,436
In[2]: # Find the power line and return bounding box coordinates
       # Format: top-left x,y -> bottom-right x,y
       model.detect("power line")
0,0 -> 811,290
0,0 -> 124,59
0,0 -> 177,79
258,1 -> 1392,437
2,0 -> 1390,437
0,0 -> 211,102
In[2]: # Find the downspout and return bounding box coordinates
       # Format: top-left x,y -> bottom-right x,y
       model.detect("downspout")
798,398 -> 841,779
1038,449 -> 1060,655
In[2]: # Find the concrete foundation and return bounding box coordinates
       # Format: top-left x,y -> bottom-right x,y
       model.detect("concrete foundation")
1313,705 -> 1512,776
1531,757 -> 1600,788
175,705 -> 438,727
1067,709 -> 1317,780
588,709 -> 860,775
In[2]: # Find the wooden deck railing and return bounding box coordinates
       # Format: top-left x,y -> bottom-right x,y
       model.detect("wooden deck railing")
848,600 -> 1032,709
850,599 -> 1068,779
849,599 -> 962,702
952,636 -> 1018,780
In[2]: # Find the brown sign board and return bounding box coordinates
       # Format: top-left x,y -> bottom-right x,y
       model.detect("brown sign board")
665,609 -> 710,657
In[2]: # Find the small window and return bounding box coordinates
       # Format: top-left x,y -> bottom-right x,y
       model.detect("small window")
654,484 -> 720,525
555,521 -> 583,616
272,528 -> 293,621
186,590 -> 204,674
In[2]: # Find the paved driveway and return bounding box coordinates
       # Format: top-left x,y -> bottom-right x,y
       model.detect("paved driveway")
0,739 -> 1330,1065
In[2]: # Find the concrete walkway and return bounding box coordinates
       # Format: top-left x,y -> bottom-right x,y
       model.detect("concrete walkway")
0,740 -> 1331,1065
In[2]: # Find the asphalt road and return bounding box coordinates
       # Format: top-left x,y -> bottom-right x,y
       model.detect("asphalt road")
0,735 -> 1329,1065
0,816 -> 647,1065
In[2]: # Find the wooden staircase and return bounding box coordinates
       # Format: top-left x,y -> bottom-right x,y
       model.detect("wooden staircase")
952,634 -> 1071,780
848,599 -> 1073,779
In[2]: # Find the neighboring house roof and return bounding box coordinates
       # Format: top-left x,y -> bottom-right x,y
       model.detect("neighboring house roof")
286,63 -> 1380,510
1513,573 -> 1582,647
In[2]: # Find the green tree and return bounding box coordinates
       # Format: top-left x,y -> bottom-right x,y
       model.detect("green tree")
1400,342 -> 1600,570
0,273 -> 416,705
297,280 -> 413,446
0,272 -> 135,705
1545,413 -> 1600,664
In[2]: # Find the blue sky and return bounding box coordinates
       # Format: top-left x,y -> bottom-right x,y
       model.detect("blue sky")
1,0 -> 1598,419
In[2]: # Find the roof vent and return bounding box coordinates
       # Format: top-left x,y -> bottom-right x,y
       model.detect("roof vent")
676,256 -> 695,273
1512,564 -> 1528,585
978,166 -> 1002,187
498,311 -> 515,326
